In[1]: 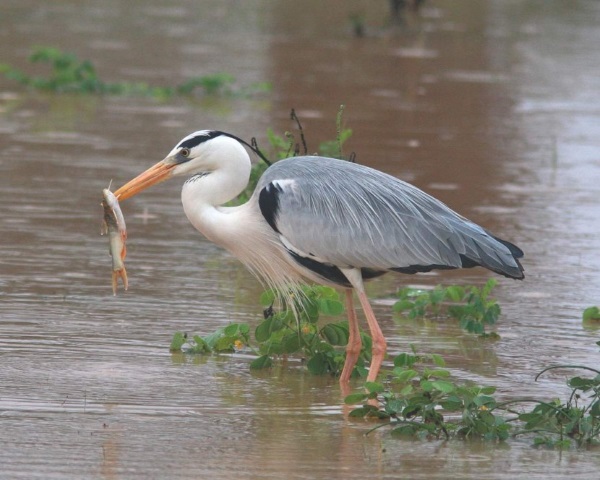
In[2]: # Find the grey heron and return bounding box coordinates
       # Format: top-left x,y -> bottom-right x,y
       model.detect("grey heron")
114,130 -> 524,384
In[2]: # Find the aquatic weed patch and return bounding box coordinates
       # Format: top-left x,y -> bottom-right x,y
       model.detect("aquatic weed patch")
169,280 -> 507,379
0,46 -> 270,98
171,285 -> 370,377
346,348 -> 510,441
393,279 -> 501,337
346,342 -> 600,448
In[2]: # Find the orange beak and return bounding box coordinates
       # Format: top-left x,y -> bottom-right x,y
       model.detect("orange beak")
114,159 -> 176,201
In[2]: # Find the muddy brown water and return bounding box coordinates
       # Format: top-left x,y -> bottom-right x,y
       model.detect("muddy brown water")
1,1 -> 600,478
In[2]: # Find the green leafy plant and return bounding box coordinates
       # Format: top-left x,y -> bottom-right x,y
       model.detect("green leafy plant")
254,286 -> 360,374
317,104 -> 353,160
346,340 -> 600,448
0,46 -> 270,98
583,306 -> 600,323
346,347 -> 509,441
263,106 -> 353,161
172,285 -> 372,377
393,279 -> 501,337
512,362 -> 600,448
233,107 -> 353,205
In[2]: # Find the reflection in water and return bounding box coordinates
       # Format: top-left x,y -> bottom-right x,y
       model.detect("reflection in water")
1,0 -> 600,478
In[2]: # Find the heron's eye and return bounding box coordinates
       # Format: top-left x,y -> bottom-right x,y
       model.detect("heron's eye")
180,148 -> 190,158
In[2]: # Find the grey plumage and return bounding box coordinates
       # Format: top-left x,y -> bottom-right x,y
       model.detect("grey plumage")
256,156 -> 524,282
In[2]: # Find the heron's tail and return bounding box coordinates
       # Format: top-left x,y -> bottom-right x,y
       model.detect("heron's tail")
464,233 -> 524,280
491,235 -> 524,279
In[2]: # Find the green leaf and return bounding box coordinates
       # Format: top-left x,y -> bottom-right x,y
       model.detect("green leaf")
483,304 -> 500,325
400,384 -> 414,396
482,278 -> 497,298
391,425 -> 418,437
568,376 -> 597,390
213,336 -> 235,352
259,289 -> 277,306
431,380 -> 455,393
478,410 -> 497,427
188,336 -> 211,354
480,386 -> 497,395
303,298 -> 320,323
431,354 -> 446,367
255,319 -> 273,343
345,392 -> 369,404
365,381 -> 384,394
440,398 -> 463,411
320,323 -> 348,346
307,353 -> 329,375
473,395 -> 496,408
281,333 -> 301,354
170,332 -> 186,351
318,298 -> 344,316
394,353 -> 417,368
446,285 -> 465,302
428,369 -> 451,378
348,407 -> 371,418
315,286 -> 339,300
583,306 -> 600,322
393,299 -> 414,312
429,288 -> 446,304
250,355 -> 273,370
392,368 -> 418,382
238,323 -> 250,335
203,328 -> 225,348
420,380 -> 434,392
383,397 -> 405,415
224,323 -> 241,336
255,316 -> 284,342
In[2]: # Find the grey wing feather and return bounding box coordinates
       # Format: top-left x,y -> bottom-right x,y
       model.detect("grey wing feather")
256,156 -> 523,279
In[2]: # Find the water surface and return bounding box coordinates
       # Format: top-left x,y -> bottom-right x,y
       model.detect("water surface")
1,1 -> 600,478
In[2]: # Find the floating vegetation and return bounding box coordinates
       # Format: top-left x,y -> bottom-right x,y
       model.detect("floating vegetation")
583,306 -> 600,323
347,342 -> 600,449
0,46 -> 271,98
170,280 -> 505,378
172,285 -> 368,377
394,279 -> 501,337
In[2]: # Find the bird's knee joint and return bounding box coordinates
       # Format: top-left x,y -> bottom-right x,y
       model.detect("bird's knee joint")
372,341 -> 387,357
346,341 -> 362,356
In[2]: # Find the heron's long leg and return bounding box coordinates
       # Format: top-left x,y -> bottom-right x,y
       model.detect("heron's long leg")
340,268 -> 387,384
339,288 -> 361,383
355,290 -> 387,383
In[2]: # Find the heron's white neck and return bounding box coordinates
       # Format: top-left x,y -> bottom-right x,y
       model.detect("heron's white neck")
178,136 -> 306,303
180,142 -> 252,244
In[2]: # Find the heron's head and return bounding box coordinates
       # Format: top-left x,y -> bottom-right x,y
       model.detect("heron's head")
114,130 -> 251,201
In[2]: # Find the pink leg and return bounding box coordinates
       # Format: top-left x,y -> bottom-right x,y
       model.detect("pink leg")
339,288 -> 361,384
356,290 -> 387,383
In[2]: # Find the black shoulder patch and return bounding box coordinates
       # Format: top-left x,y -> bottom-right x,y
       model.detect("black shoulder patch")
177,130 -> 225,150
258,182 -> 283,234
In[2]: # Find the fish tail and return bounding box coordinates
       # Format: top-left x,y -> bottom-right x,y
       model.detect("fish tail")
111,268 -> 128,295
111,271 -> 118,296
